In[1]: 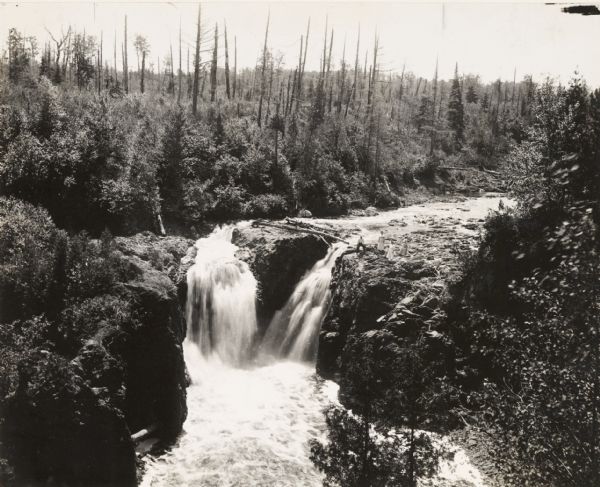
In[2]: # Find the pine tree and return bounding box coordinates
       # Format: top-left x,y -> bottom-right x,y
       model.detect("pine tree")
466,84 -> 479,104
447,64 -> 465,145
481,91 -> 490,112
415,96 -> 433,132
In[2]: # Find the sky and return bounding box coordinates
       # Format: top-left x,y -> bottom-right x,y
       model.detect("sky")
1,1 -> 600,86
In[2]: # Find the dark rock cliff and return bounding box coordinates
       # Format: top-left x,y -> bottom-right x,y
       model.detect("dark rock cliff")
317,249 -> 442,378
113,233 -> 193,440
1,228 -> 193,486
316,219 -> 482,380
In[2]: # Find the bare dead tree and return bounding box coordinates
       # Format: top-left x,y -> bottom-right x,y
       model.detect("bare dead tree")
430,58 -> 439,155
113,30 -> 117,85
224,21 -> 231,99
326,29 -> 334,112
295,17 -> 310,114
210,23 -> 218,102
123,16 -> 129,93
97,31 -> 103,94
288,35 -> 302,113
178,20 -> 182,102
233,36 -> 237,98
134,35 -> 150,93
511,67 -> 517,109
337,36 -> 347,114
192,3 -> 202,115
257,11 -> 270,127
346,24 -> 360,115
169,42 -> 175,95
45,26 -> 71,83
366,34 -> 378,113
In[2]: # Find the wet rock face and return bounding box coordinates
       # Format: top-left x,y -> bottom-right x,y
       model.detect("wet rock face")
317,250 -> 439,378
113,232 -> 193,440
231,225 -> 329,320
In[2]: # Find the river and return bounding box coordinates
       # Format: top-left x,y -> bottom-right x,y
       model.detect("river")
141,194 -> 508,487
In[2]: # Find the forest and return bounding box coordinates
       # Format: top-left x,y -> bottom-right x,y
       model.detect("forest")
1,5 -> 600,487
1,12 -> 523,235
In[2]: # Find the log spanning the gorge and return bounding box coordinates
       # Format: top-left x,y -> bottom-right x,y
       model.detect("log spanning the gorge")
252,219 -> 349,244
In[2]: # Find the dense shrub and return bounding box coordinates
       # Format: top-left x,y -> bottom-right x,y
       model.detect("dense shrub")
448,77 -> 600,486
243,193 -> 289,218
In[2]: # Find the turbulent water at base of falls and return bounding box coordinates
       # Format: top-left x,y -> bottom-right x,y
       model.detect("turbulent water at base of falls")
260,243 -> 346,363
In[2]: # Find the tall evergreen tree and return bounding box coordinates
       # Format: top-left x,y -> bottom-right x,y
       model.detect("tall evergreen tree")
481,91 -> 490,112
447,64 -> 465,145
466,84 -> 479,104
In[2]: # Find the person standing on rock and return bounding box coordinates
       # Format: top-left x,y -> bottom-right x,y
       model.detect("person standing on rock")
399,237 -> 409,257
377,231 -> 386,251
357,235 -> 366,254
386,242 -> 395,260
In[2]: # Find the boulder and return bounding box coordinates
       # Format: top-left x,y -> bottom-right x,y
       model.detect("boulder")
232,225 -> 328,320
317,250 -> 419,377
298,209 -> 313,218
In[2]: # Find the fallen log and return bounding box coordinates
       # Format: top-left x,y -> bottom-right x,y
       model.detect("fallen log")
284,217 -> 335,234
131,423 -> 159,442
253,220 -> 349,244
439,165 -> 502,176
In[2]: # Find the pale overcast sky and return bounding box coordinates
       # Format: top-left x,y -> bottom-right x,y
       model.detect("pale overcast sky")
2,1 -> 600,86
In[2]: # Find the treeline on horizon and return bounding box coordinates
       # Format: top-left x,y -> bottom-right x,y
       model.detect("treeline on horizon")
1,8 -> 535,235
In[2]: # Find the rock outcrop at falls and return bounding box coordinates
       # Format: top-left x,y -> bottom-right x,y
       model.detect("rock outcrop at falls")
231,225 -> 329,320
317,222 -> 482,381
113,233 -> 193,440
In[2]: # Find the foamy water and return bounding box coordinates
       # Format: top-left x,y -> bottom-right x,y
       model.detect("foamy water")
141,348 -> 338,486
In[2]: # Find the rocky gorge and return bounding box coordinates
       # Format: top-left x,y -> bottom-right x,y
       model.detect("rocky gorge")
1,194 -> 506,486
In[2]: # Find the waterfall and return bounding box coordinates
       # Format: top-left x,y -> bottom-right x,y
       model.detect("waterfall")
260,243 -> 346,362
186,224 -> 345,366
186,224 -> 258,366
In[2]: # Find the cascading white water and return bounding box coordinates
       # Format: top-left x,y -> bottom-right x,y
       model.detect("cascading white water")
185,224 -> 258,365
260,243 -> 346,362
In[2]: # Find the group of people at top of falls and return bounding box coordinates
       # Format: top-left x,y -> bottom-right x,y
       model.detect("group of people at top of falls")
356,230 -> 408,260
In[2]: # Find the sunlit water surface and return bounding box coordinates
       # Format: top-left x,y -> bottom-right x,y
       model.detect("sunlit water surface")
141,348 -> 338,486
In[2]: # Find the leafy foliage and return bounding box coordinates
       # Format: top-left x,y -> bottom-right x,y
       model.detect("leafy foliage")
310,406 -> 441,487
450,76 -> 600,486
312,330 -> 451,486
